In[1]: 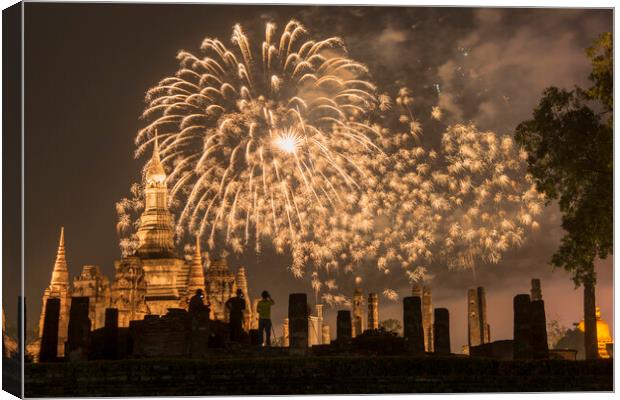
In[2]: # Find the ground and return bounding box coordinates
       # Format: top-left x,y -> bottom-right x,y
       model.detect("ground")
25,355 -> 613,396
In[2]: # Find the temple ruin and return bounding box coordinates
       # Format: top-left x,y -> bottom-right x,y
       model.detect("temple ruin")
34,138 -> 255,358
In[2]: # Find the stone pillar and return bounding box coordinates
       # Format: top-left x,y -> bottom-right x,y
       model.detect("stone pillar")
433,308 -> 451,355
403,296 -> 425,354
65,297 -> 91,361
513,294 -> 532,360
336,310 -> 352,342
308,316 -> 321,346
479,287 -> 490,343
467,288 -> 480,347
352,288 -> 364,337
315,304 -> 324,344
282,318 -> 289,347
468,287 -> 490,348
322,324 -> 331,344
424,288 -> 433,351
531,279 -> 542,301
39,298 -> 60,362
127,320 -> 141,356
530,300 -> 548,359
368,293 -> 379,330
288,294 -> 308,352
413,284 -> 433,351
103,308 -> 118,359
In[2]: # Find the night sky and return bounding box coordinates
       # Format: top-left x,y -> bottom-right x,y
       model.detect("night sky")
12,3 -> 613,350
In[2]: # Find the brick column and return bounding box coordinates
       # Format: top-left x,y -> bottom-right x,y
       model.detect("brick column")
65,297 -> 91,361
530,300 -> 549,359
433,308 -> 451,354
103,308 -> 119,359
288,293 -> 308,352
282,318 -> 289,347
513,294 -> 532,359
337,310 -> 352,342
322,324 -> 331,344
367,293 -> 379,330
39,298 -> 60,362
403,296 -> 425,354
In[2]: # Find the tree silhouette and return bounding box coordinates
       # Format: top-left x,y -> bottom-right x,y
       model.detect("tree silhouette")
515,32 -> 612,359
380,318 -> 403,335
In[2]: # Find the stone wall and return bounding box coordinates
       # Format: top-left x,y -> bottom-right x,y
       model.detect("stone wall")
25,357 -> 612,396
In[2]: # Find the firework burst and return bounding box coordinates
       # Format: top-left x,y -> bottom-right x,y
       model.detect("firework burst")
120,21 -> 546,302
136,21 -> 380,269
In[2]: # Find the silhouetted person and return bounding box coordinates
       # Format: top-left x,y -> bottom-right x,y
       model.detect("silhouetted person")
225,289 -> 246,341
188,289 -> 209,314
257,291 -> 275,346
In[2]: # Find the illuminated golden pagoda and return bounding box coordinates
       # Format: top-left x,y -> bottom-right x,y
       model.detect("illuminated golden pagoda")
135,134 -> 177,258
578,307 -> 613,358
130,134 -> 189,316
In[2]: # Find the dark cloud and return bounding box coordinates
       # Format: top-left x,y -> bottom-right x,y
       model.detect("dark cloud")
17,4 -> 612,350
436,8 -> 610,132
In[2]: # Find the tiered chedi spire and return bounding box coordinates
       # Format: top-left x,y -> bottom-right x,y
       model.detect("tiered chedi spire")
51,227 -> 69,286
38,227 -> 72,357
136,134 -> 177,258
186,237 -> 206,295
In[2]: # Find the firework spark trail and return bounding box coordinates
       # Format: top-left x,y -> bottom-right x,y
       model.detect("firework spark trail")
117,21 -> 546,303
